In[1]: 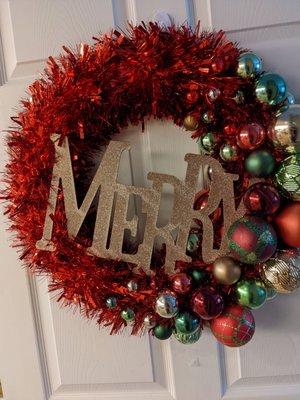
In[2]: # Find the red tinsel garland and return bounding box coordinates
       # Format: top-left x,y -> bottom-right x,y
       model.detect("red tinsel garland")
2,23 -> 282,335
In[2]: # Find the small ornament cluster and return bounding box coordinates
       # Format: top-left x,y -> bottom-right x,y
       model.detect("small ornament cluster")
3,24 -> 300,348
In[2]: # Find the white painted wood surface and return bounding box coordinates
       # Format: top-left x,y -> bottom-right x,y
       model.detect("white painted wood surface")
0,1 -> 300,400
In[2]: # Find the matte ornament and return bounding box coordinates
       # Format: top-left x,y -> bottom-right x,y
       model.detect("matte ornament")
274,203 -> 300,247
260,249 -> 300,293
171,273 -> 192,294
236,279 -> 267,309
175,311 -> 201,334
275,155 -> 300,201
255,73 -> 286,105
210,305 -> 255,347
153,325 -> 173,340
183,115 -> 199,131
243,183 -> 280,215
237,52 -> 262,78
192,288 -> 224,320
155,291 -> 178,318
173,326 -> 202,344
245,150 -> 275,177
106,296 -> 117,309
227,216 -> 277,264
121,308 -> 135,321
213,256 -> 241,285
237,123 -> 265,150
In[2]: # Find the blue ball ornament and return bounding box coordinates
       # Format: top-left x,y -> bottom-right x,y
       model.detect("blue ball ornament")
255,73 -> 286,105
237,52 -> 262,78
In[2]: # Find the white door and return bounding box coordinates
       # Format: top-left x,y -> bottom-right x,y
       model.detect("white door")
0,1 -> 300,400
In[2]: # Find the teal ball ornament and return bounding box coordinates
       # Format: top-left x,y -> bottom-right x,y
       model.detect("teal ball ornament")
245,150 -> 275,177
237,52 -> 262,78
227,216 -> 277,264
236,279 -> 267,309
173,326 -> 202,344
174,311 -> 201,334
153,324 -> 173,340
186,233 -> 200,253
106,296 -> 117,309
255,73 -> 286,105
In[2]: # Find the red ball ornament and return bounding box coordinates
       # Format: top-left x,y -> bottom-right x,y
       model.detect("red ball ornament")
210,305 -> 255,347
243,183 -> 281,215
211,58 -> 225,74
227,216 -> 277,264
194,190 -> 222,225
171,273 -> 192,294
274,203 -> 300,248
186,91 -> 199,103
237,123 -> 265,150
192,288 -> 224,320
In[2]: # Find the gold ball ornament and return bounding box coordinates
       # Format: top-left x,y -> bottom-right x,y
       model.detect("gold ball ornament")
183,115 -> 199,131
213,256 -> 241,285
260,249 -> 300,293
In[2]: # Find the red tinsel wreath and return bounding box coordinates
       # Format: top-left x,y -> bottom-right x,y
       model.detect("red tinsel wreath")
3,23 -> 290,342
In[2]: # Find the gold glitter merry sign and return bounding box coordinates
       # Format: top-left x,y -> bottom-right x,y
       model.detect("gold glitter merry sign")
36,138 -> 245,274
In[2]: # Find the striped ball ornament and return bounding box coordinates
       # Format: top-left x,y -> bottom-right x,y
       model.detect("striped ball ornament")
210,305 -> 255,347
227,216 -> 277,264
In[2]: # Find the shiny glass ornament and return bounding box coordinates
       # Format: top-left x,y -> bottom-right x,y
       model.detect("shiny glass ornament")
173,326 -> 202,344
255,73 -> 286,105
127,279 -> 138,292
237,123 -> 265,150
245,150 -> 275,177
233,90 -> 245,104
236,279 -> 267,309
210,305 -> 255,347
207,88 -> 221,102
175,311 -> 201,334
121,308 -> 135,321
269,107 -> 298,149
171,273 -> 192,294
155,291 -> 178,318
227,216 -> 277,264
153,324 -> 173,340
219,143 -> 238,161
275,154 -> 300,200
243,182 -> 280,215
286,92 -> 295,105
186,233 -> 199,253
260,249 -> 300,293
202,111 -> 214,124
183,115 -> 199,131
186,91 -> 199,103
274,203 -> 300,247
213,256 -> 241,285
143,313 -> 156,328
192,288 -> 224,320
237,52 -> 262,78
198,132 -> 216,154
106,296 -> 117,309
190,269 -> 208,284
223,123 -> 237,136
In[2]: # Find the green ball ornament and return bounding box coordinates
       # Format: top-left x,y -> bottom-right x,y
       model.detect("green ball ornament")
236,279 -> 267,309
220,143 -> 238,162
153,324 -> 173,340
121,308 -> 135,322
186,233 -> 200,253
106,296 -> 117,309
255,73 -> 286,105
190,269 -> 208,284
274,154 -> 300,201
245,150 -> 275,177
174,311 -> 200,334
198,132 -> 216,154
237,52 -> 262,78
173,326 -> 202,344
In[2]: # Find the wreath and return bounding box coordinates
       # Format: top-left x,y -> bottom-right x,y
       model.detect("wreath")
3,23 -> 300,347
